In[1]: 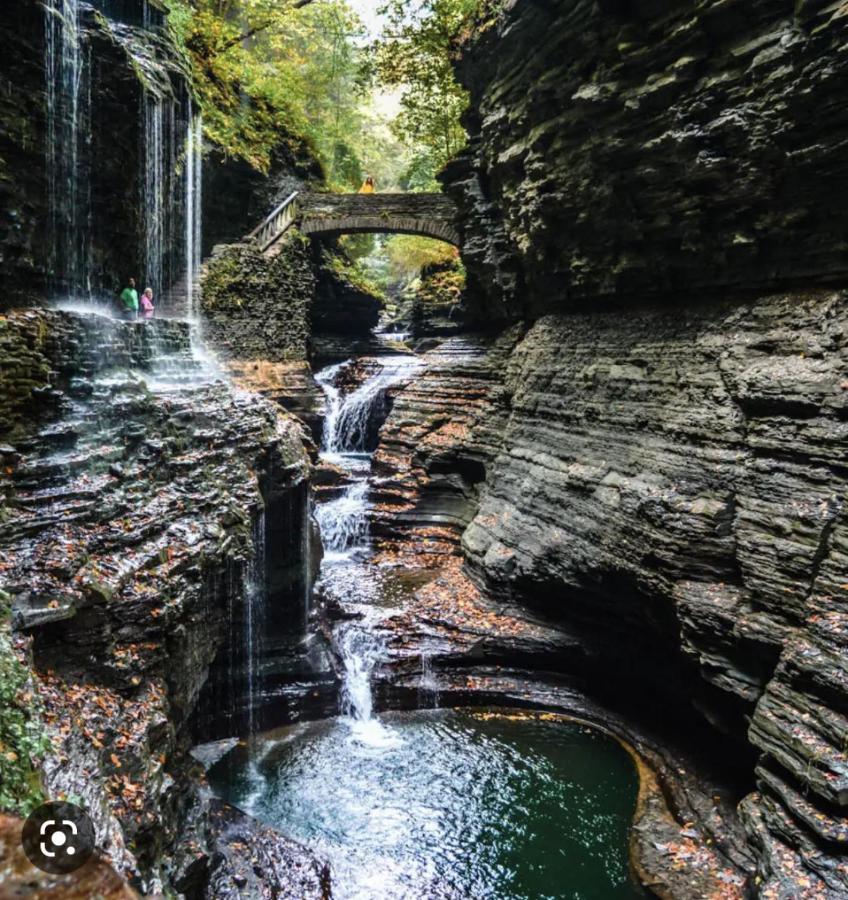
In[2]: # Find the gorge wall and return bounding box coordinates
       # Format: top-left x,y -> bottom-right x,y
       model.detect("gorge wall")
445,0 -> 848,324
0,309 -> 323,895
427,1 -> 848,896
1,0 -> 199,307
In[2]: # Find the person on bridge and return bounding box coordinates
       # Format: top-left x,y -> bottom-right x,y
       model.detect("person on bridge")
359,174 -> 375,193
119,277 -> 139,321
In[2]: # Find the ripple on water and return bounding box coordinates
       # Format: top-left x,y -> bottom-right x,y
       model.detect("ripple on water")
209,708 -> 646,900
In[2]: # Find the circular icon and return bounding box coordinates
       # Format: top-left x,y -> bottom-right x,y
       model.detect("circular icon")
22,801 -> 95,874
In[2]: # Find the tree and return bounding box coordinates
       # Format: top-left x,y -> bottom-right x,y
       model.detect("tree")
375,0 -> 482,180
166,0 -> 372,180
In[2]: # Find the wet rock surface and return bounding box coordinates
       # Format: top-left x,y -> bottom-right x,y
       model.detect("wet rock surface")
174,798 -> 330,900
0,0 -> 193,306
226,359 -> 324,447
0,309 -> 322,894
366,289 -> 848,897
351,334 -> 747,897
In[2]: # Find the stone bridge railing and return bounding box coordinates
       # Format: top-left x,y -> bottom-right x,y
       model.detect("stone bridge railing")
247,191 -> 460,252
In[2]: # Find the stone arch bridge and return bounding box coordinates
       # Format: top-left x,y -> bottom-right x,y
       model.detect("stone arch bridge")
248,191 -> 460,253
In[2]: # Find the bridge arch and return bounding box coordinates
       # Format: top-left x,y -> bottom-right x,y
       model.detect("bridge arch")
247,191 -> 460,252
300,215 -> 459,246
298,193 -> 460,246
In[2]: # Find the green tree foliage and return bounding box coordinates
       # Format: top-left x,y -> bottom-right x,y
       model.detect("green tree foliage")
167,0 -> 372,183
337,234 -> 462,302
385,235 -> 458,284
0,593 -> 49,816
375,0 -> 484,183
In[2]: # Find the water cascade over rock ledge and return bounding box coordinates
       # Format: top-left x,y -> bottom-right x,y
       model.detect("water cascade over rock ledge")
0,308 -> 325,895
4,0 -> 848,896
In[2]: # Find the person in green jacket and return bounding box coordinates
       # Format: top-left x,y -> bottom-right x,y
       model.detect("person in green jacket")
119,278 -> 139,320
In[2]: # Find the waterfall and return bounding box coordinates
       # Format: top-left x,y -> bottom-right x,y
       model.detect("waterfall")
45,0 -> 91,298
419,655 -> 440,708
317,359 -> 415,455
245,508 -> 267,736
185,106 -> 203,321
314,362 -> 345,454
314,480 -> 369,557
45,0 -> 200,308
140,89 -> 203,316
143,95 -> 166,302
313,356 -> 422,742
339,628 -> 380,722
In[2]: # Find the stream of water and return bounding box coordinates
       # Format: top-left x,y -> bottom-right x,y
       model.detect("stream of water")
208,356 -> 644,898
313,355 -> 422,745
44,0 -> 203,310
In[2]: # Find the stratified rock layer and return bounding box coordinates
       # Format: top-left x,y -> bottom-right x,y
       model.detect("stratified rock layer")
0,309 -> 321,895
437,1 -> 848,894
446,0 -> 848,324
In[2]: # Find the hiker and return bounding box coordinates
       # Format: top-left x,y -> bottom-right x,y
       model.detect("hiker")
140,287 -> 155,320
359,174 -> 375,194
119,278 -> 139,320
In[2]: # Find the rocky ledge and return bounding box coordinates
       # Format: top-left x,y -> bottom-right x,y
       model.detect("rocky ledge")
362,288 -> 848,896
445,0 -> 848,324
0,309 -> 325,896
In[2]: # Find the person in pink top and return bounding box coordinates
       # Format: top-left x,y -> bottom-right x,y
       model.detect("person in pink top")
140,287 -> 155,319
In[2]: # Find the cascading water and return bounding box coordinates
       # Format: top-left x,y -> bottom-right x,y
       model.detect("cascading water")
419,654 -> 440,708
245,508 -> 267,736
313,355 -> 422,743
45,0 -> 91,298
185,106 -> 203,321
210,355 -> 645,900
141,93 -> 198,308
143,95 -> 166,302
45,0 -> 201,309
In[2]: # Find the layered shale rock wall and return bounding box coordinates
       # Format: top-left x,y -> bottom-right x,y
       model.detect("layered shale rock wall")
0,310 -> 320,895
446,0 -> 848,324
432,1 -> 848,895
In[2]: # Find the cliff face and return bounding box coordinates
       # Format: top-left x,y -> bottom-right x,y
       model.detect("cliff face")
445,0 -> 848,324
1,0 -> 195,306
438,1 -> 848,895
0,310 -> 319,893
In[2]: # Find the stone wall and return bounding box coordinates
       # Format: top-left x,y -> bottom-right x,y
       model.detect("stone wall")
438,1 -> 848,895
445,0 -> 848,324
200,237 -> 316,362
